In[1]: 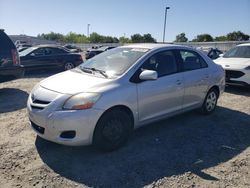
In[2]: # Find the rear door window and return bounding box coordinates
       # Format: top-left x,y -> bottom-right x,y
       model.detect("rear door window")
33,48 -> 45,56
49,48 -> 67,54
179,50 -> 208,71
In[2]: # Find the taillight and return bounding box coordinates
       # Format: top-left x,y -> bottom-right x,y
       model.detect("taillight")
78,55 -> 83,61
11,49 -> 20,65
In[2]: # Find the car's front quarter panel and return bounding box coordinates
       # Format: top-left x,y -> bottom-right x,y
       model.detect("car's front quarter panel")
93,80 -> 138,127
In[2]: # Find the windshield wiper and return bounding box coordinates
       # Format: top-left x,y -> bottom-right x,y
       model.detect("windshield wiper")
79,67 -> 93,74
80,67 -> 108,78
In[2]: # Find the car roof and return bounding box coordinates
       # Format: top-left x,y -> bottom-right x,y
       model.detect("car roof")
98,46 -> 110,50
121,43 -> 189,50
32,44 -> 70,51
64,44 -> 77,47
238,43 -> 250,46
34,44 -> 63,48
90,49 -> 104,52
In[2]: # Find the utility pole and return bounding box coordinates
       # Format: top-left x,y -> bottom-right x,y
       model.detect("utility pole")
87,24 -> 90,37
162,6 -> 170,43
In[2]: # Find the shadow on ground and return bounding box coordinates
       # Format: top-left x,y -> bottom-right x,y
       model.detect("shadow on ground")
225,85 -> 250,97
24,69 -> 61,79
36,106 -> 250,188
0,88 -> 29,113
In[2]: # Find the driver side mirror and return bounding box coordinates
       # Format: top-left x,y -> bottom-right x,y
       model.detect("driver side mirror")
139,70 -> 158,81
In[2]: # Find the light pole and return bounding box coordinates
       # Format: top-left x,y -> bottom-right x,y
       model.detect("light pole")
87,24 -> 90,37
162,6 -> 170,43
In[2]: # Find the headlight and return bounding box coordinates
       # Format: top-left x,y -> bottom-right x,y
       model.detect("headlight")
63,93 -> 101,110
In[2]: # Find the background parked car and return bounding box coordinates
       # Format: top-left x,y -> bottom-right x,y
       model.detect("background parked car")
18,44 -> 33,52
19,45 -> 83,71
15,40 -> 31,49
85,49 -> 103,59
0,29 -> 24,82
85,46 -> 116,59
91,45 -> 103,49
207,48 -> 223,59
63,44 -> 83,53
214,43 -> 250,87
198,47 -> 223,60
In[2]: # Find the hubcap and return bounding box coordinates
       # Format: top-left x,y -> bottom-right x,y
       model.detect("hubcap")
102,119 -> 123,142
65,63 -> 74,70
206,91 -> 217,112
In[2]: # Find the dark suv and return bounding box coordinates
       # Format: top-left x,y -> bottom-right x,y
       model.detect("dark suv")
0,29 -> 24,82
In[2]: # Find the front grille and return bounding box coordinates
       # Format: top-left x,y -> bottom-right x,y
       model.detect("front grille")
225,70 -> 245,79
31,98 -> 51,110
30,121 -> 45,134
33,99 -> 50,105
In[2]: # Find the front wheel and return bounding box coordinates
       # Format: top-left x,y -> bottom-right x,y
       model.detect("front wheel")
200,88 -> 219,114
93,109 -> 133,152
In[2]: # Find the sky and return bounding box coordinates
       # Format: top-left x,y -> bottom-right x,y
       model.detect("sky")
0,0 -> 249,42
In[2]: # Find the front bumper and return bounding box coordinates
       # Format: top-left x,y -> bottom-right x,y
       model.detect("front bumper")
27,92 -> 104,146
225,69 -> 250,86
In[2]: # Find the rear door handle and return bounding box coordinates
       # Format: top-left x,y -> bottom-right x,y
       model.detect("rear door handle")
176,80 -> 182,85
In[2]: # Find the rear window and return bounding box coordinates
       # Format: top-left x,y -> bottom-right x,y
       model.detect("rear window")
0,31 -> 15,50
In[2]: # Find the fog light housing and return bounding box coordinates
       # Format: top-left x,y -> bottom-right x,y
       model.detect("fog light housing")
60,131 -> 76,139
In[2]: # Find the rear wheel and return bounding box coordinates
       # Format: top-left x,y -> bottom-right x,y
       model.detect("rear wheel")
201,88 -> 219,114
93,109 -> 133,152
64,62 -> 75,70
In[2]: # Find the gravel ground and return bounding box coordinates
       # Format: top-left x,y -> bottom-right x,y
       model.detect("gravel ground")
0,72 -> 250,188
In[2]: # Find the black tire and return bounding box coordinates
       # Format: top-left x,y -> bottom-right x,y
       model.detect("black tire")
93,109 -> 133,152
200,88 -> 219,115
64,62 -> 75,70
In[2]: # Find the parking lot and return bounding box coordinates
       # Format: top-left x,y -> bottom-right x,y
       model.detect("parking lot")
0,72 -> 250,188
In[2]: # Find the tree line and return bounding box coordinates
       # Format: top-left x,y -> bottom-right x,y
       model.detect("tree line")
175,31 -> 250,42
37,32 -> 156,43
38,30 -> 249,43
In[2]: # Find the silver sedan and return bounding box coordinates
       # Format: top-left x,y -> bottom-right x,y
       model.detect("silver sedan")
27,44 -> 225,151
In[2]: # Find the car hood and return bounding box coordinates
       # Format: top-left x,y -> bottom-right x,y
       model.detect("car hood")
40,69 -> 116,95
214,57 -> 250,69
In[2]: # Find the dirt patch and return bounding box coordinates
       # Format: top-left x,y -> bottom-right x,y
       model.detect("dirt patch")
0,73 -> 250,188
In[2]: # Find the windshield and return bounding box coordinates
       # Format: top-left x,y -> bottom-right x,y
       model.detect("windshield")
223,46 -> 250,58
79,47 -> 149,78
19,47 -> 37,56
